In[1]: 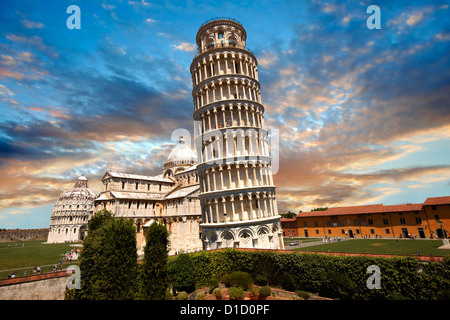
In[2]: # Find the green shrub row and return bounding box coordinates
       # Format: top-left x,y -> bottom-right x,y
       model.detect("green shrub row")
168,249 -> 450,300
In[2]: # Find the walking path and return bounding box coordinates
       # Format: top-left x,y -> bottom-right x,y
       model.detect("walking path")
289,237 -> 351,249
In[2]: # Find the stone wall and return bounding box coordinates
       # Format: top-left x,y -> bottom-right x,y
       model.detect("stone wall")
0,271 -> 68,300
0,228 -> 49,243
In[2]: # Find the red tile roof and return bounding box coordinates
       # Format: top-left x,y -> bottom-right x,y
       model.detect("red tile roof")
281,218 -> 296,222
423,196 -> 450,206
296,203 -> 423,218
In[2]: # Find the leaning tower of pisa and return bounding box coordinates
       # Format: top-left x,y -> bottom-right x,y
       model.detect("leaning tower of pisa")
191,18 -> 284,250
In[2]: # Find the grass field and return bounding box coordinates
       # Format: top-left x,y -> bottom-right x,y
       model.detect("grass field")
0,240 -> 80,279
283,237 -> 322,245
293,238 -> 450,257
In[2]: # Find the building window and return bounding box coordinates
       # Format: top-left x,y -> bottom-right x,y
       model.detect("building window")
159,184 -> 162,191
368,219 -> 374,225
339,220 -> 344,226
370,229 -> 375,234
314,221 -> 318,227
434,214 -> 440,221
315,229 -> 319,234
303,222 -> 307,227
356,229 -> 360,234
327,229 -> 331,234
400,217 -> 406,224
415,217 -> 422,224
122,181 -> 125,189
383,218 -> 389,225
341,229 -> 345,234
354,219 -> 359,226
128,201 -> 132,209
432,205 -> 437,211
147,183 -> 150,191
326,220 -> 331,226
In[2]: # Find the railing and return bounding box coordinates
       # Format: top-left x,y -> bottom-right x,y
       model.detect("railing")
199,17 -> 243,28
193,41 -> 254,60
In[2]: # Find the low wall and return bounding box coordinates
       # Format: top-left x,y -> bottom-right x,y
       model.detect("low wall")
0,271 -> 69,300
0,229 -> 49,243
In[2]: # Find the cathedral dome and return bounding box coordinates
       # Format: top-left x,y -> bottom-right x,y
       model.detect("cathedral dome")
166,137 -> 197,165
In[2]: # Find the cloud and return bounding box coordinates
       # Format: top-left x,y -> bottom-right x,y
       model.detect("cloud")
171,42 -> 196,52
20,19 -> 44,29
406,12 -> 424,26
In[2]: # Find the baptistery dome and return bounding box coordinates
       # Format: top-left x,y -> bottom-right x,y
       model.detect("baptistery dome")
47,175 -> 97,243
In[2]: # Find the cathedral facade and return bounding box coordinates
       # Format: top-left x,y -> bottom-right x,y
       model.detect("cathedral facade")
94,137 -> 203,255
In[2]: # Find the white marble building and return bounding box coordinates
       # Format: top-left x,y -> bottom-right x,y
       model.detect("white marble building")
191,18 -> 285,250
94,137 -> 203,255
47,176 -> 96,243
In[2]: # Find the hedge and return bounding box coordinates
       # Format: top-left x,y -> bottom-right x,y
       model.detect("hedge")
168,249 -> 450,300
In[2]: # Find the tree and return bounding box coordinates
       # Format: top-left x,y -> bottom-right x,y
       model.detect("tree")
74,209 -> 115,299
280,211 -> 297,219
311,207 -> 328,212
73,211 -> 138,300
169,253 -> 196,293
139,221 -> 170,300
89,217 -> 138,300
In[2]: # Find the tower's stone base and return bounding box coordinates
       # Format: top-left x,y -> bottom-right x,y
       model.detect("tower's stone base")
201,216 -> 284,250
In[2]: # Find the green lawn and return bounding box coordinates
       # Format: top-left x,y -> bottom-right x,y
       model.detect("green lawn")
293,239 -> 450,257
283,237 -> 322,245
0,240 -> 80,279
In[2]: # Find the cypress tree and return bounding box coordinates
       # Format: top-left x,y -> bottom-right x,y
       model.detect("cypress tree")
74,209 -> 115,300
90,217 -> 138,300
139,221 -> 170,300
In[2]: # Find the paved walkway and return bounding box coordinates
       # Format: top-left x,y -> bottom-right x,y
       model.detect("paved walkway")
288,238 -> 351,249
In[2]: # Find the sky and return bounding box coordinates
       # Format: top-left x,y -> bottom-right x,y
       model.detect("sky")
0,0 -> 449,229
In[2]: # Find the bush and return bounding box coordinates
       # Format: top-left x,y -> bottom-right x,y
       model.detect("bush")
167,249 -> 450,300
213,288 -> 222,300
221,271 -> 253,290
229,286 -> 245,300
249,287 -> 259,297
259,286 -> 271,297
165,289 -> 173,300
295,290 -> 312,300
195,292 -> 207,300
176,291 -> 188,300
255,273 -> 268,286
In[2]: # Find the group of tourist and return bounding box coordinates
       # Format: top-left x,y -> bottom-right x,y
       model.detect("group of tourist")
4,248 -> 81,280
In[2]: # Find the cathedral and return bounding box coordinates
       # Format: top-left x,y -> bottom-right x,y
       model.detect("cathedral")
47,18 -> 284,254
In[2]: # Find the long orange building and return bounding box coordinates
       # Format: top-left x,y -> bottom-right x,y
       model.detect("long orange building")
281,196 -> 450,239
